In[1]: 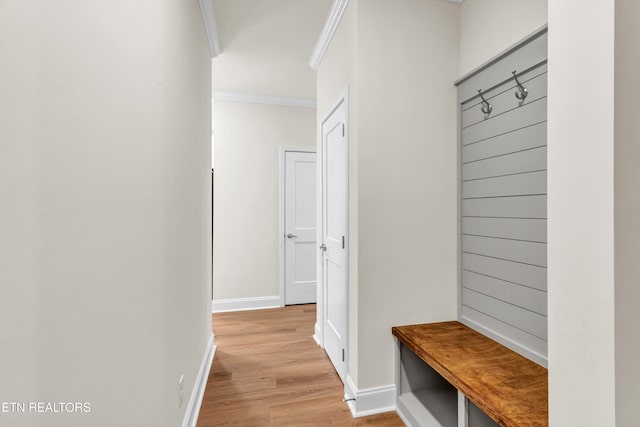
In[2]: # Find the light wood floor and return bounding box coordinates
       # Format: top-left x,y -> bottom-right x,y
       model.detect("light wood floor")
197,304 -> 404,426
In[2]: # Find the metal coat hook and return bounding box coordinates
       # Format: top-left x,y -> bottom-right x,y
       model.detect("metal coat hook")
512,70 -> 528,105
478,89 -> 492,119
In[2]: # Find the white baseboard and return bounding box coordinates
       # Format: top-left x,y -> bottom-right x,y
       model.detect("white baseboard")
182,333 -> 216,427
344,376 -> 396,418
313,322 -> 323,347
212,296 -> 281,313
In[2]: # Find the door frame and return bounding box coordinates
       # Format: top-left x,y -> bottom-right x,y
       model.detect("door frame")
279,146 -> 317,308
316,89 -> 349,381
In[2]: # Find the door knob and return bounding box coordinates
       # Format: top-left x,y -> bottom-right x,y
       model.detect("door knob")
319,244 -> 327,251
286,233 -> 298,239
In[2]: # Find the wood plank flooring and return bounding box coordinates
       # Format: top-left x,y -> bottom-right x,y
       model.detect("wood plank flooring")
197,304 -> 404,426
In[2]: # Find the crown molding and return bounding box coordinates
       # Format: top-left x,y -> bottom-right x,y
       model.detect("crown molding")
309,0 -> 464,70
212,91 -> 316,108
309,0 -> 350,71
198,0 -> 221,58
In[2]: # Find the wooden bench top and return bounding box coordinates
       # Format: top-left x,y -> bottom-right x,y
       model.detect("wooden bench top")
392,321 -> 548,427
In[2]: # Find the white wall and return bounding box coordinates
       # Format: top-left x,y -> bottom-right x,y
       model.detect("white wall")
317,0 -> 459,392
459,0 -> 547,76
0,1 -> 212,426
547,0 -> 616,425
212,102 -> 316,302
356,0 -> 459,390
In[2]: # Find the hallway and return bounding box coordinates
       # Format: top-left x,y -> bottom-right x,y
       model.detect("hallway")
197,305 -> 403,426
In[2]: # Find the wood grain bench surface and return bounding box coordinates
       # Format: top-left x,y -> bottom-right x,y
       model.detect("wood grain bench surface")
392,321 -> 548,427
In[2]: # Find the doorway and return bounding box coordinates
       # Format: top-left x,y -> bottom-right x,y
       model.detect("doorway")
281,148 -> 317,306
319,92 -> 348,383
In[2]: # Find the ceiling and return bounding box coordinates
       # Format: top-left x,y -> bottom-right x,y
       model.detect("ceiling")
212,0 -> 332,100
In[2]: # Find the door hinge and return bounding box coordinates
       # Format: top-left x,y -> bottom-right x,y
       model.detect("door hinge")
342,123 -> 345,137
342,236 -> 345,249
342,348 -> 345,362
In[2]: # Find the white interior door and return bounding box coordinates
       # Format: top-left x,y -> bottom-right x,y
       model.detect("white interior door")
321,100 -> 347,382
284,151 -> 317,305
